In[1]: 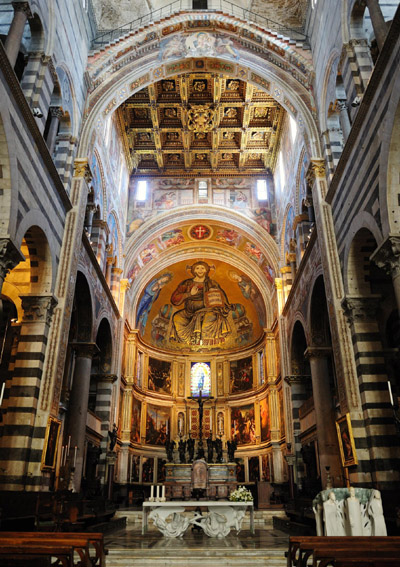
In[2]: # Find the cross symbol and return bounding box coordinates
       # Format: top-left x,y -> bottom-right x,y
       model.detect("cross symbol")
194,225 -> 207,239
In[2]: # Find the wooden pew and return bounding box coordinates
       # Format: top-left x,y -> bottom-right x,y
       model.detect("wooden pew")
288,536 -> 400,567
0,532 -> 106,567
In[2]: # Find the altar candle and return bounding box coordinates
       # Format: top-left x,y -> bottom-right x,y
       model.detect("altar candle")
63,445 -> 67,466
0,382 -> 5,407
61,446 -> 65,467
67,436 -> 71,456
150,485 -> 154,499
162,485 -> 165,499
189,411 -> 192,432
156,485 -> 160,500
388,381 -> 394,406
73,446 -> 77,468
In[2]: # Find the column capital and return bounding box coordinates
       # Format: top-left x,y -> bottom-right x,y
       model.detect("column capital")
310,158 -> 326,179
284,374 -> 312,385
20,294 -> 58,325
90,373 -> 118,383
304,346 -> 332,360
50,106 -> 63,119
348,37 -> 369,48
0,238 -> 24,281
71,342 -> 100,358
120,279 -> 131,293
12,1 -> 33,17
336,99 -> 348,112
293,213 -> 309,232
370,235 -> 400,279
341,294 -> 382,324
73,158 -> 93,183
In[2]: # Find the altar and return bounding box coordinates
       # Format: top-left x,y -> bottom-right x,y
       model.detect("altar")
165,460 -> 237,500
142,500 -> 254,538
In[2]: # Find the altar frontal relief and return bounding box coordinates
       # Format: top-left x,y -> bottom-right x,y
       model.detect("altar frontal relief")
146,405 -> 170,446
137,259 -> 265,352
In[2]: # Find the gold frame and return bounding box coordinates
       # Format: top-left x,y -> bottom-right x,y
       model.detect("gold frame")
336,413 -> 358,467
41,417 -> 61,471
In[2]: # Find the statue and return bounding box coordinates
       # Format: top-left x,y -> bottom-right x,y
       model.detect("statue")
227,439 -> 237,462
166,439 -> 176,462
178,439 -> 186,464
187,435 -> 195,462
207,437 -> 214,463
192,506 -> 246,538
323,491 -> 345,536
215,437 -> 223,463
108,424 -> 118,451
149,507 -> 191,538
345,486 -> 363,536
368,489 -> 387,536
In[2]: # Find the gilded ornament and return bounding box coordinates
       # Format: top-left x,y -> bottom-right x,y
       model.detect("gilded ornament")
187,104 -> 216,133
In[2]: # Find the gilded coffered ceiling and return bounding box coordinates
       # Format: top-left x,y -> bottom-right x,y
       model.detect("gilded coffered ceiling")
117,73 -> 286,176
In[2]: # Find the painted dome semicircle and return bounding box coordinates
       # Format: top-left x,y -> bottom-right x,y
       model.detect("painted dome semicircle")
135,259 -> 266,352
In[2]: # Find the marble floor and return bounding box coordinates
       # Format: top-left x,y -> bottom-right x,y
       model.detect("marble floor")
105,526 -> 289,566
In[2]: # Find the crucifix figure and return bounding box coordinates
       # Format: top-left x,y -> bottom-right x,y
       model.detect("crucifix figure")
188,389 -> 214,460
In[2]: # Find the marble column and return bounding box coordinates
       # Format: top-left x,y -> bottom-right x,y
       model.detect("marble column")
370,235 -> 400,314
4,2 -> 32,68
67,342 -> 99,492
46,106 -> 63,154
365,0 -> 388,51
0,238 -> 24,296
304,347 -> 342,488
337,99 -> 351,141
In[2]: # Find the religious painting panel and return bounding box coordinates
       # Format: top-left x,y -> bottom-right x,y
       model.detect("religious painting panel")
249,456 -> 260,482
131,398 -> 141,443
157,458 -> 167,482
41,417 -> 61,471
145,404 -> 170,446
231,404 -> 256,445
148,357 -> 172,394
136,352 -> 143,388
279,388 -> 285,438
260,396 -> 271,443
142,457 -> 154,483
137,259 -> 264,352
259,350 -> 265,386
336,413 -> 358,467
130,455 -> 140,483
235,458 -> 245,483
191,362 -> 211,397
261,454 -> 271,481
230,356 -> 253,393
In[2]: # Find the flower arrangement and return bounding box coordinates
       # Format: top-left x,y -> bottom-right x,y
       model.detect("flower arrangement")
229,485 -> 253,502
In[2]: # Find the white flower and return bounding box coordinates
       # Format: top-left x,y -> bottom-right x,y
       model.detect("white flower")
229,486 -> 253,502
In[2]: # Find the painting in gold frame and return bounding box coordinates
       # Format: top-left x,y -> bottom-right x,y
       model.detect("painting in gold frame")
336,413 -> 358,467
41,417 -> 61,470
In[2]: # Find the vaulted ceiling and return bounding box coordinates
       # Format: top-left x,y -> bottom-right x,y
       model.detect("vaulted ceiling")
117,73 -> 286,176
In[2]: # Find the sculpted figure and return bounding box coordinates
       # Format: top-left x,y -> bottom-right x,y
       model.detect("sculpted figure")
187,435 -> 195,462
323,491 -> 345,536
368,489 -> 387,536
178,439 -> 186,464
149,507 -> 190,538
345,486 -> 363,536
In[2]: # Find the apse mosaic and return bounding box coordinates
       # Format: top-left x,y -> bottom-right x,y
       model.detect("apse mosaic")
145,404 -> 170,446
231,404 -> 256,445
136,259 -> 265,352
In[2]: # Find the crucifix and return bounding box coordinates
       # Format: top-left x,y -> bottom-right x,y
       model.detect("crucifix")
188,389 -> 214,460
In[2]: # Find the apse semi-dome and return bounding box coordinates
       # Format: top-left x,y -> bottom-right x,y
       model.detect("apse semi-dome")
136,258 -> 266,352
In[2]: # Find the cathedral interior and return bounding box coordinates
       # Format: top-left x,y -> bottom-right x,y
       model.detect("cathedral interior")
0,0 -> 400,546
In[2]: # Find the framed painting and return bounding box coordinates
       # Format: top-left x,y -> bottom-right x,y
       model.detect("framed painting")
336,413 -> 358,467
41,417 -> 61,471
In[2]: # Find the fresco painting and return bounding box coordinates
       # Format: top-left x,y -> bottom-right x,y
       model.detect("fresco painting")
137,259 -> 265,352
159,32 -> 240,61
142,457 -> 154,483
148,357 -> 172,394
231,404 -> 256,445
230,356 -> 253,393
145,404 -> 170,446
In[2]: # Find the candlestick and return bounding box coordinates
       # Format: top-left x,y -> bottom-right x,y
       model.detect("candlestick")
162,485 -> 165,499
67,436 -> 71,456
61,446 -> 65,467
73,446 -> 77,468
150,485 -> 154,499
0,382 -> 5,407
189,410 -> 192,433
63,445 -> 67,466
156,485 -> 160,500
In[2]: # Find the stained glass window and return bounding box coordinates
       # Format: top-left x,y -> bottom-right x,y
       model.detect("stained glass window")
191,362 -> 211,397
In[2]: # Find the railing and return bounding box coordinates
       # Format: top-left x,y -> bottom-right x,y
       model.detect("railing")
91,0 -> 308,49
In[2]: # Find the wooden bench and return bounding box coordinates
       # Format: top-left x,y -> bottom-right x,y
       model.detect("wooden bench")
288,536 -> 400,567
0,532 -> 106,567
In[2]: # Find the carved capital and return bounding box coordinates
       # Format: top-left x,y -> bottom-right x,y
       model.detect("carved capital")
348,38 -> 369,48
120,279 -> 131,294
71,342 -> 100,359
336,99 -> 348,113
370,235 -> 400,279
0,238 -> 24,281
73,158 -> 93,183
310,158 -> 326,179
21,294 -> 58,325
304,347 -> 332,360
90,373 -> 118,383
12,1 -> 33,17
341,295 -> 382,324
50,106 -> 63,119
